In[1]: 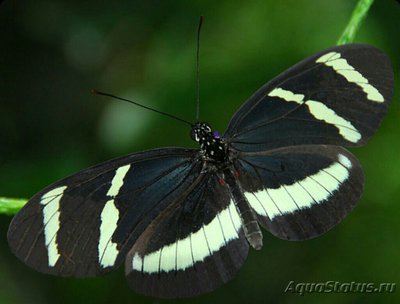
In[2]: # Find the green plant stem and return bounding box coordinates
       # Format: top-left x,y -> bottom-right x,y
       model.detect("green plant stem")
0,197 -> 27,215
337,0 -> 374,45
0,0 -> 376,216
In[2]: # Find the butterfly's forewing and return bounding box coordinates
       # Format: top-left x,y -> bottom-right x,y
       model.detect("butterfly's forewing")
234,145 -> 364,240
224,44 -> 393,152
125,173 -> 249,298
7,148 -> 201,277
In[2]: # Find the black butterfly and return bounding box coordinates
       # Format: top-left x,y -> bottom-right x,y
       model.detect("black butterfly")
8,43 -> 393,298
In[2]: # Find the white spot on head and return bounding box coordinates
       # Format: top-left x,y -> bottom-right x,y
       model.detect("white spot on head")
40,186 -> 67,267
316,51 -> 384,102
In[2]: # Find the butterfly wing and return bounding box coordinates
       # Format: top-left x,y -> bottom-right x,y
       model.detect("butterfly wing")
223,44 -> 393,152
7,147 -> 202,277
125,173 -> 249,298
234,145 -> 364,240
222,44 -> 392,240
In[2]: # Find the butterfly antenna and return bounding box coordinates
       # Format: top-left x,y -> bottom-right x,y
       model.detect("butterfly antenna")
195,16 -> 204,121
92,90 -> 193,126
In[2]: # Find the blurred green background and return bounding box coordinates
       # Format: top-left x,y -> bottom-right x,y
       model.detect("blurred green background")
0,0 -> 399,303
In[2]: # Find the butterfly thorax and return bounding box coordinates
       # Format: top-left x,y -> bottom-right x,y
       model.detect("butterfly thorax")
191,122 -> 227,162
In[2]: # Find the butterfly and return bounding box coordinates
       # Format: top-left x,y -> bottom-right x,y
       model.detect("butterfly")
8,43 -> 393,298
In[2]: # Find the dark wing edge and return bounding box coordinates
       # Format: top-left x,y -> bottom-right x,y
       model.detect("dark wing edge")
235,145 -> 364,240
7,147 -> 200,277
125,173 -> 249,298
223,44 -> 394,151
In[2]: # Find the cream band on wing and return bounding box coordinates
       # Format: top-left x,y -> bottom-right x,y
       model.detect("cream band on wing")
246,154 -> 352,220
316,51 -> 384,102
269,87 -> 361,143
131,201 -> 242,274
99,164 -> 131,267
40,186 -> 67,267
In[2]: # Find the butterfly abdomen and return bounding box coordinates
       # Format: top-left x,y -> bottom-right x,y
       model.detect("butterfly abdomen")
223,168 -> 263,250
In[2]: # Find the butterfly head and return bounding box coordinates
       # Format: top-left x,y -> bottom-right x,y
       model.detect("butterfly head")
191,122 -> 227,161
191,122 -> 212,142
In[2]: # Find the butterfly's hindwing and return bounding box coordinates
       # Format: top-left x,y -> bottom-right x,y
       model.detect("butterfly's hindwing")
7,148 -> 200,277
235,145 -> 364,240
224,44 -> 393,152
125,173 -> 249,298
